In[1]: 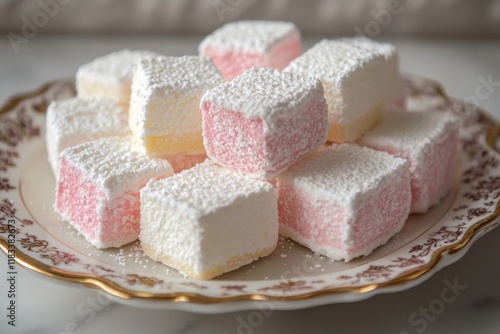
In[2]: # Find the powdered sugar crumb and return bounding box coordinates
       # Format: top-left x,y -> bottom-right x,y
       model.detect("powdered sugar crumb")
60,136 -> 174,198
359,109 -> 460,161
343,36 -> 397,61
46,97 -> 129,173
285,39 -> 384,86
142,159 -> 273,215
129,55 -> 223,139
201,67 -> 323,122
133,56 -> 223,94
284,39 -> 387,124
279,144 -> 408,207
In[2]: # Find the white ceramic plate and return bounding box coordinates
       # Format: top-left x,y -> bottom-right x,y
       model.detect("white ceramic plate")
1,76 -> 499,313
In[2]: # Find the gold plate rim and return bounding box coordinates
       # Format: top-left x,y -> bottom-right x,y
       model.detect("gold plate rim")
1,77 -> 499,306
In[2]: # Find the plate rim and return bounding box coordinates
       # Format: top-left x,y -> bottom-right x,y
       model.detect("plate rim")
1,76 -> 499,307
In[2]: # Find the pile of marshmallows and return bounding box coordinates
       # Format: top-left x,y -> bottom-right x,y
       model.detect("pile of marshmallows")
47,21 -> 459,280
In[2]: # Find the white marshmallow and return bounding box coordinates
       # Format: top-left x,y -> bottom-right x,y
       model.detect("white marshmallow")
76,49 -> 161,107
129,55 -> 223,156
140,159 -> 278,279
285,39 -> 386,125
341,37 -> 401,101
45,97 -> 129,175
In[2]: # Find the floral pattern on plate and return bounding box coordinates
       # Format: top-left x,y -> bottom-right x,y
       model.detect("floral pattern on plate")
0,76 -> 499,312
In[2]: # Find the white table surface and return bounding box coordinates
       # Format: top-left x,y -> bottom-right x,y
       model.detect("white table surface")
1,35 -> 500,334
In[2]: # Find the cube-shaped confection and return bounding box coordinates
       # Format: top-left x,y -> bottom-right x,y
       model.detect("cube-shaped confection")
359,109 -> 460,213
46,97 -> 129,175
199,21 -> 302,81
129,56 -> 223,158
201,67 -> 329,180
56,136 -> 174,248
277,144 -> 411,261
140,159 -> 278,279
342,37 -> 402,104
285,39 -> 386,143
76,49 -> 161,109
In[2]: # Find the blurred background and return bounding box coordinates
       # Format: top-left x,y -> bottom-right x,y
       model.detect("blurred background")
1,0 -> 499,37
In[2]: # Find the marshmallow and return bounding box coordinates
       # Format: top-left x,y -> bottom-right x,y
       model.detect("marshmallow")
140,159 -> 278,279
55,136 -> 173,248
285,39 -> 387,143
129,56 -> 223,157
76,49 -> 161,109
199,21 -> 302,80
341,37 -> 402,103
359,109 -> 460,213
201,67 -> 329,180
46,97 -> 129,175
277,144 -> 411,261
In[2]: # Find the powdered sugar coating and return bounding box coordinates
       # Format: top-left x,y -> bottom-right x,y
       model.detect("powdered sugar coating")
277,144 -> 411,260
76,49 -> 162,109
201,67 -> 323,122
359,109 -> 460,166
77,49 -> 161,87
199,21 -> 298,54
142,159 -> 273,214
279,144 -> 408,210
340,37 -> 401,100
56,136 -> 173,248
129,56 -> 223,156
59,136 -> 174,198
359,109 -> 460,213
201,67 -> 329,179
132,56 -> 223,97
140,159 -> 278,279
46,97 -> 129,174
285,39 -> 386,125
345,37 -> 397,63
286,39 -> 384,85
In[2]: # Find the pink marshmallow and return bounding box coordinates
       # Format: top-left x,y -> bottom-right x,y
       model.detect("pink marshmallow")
277,144 -> 411,261
55,136 -> 173,248
201,67 -> 329,180
199,21 -> 302,81
359,109 -> 460,213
